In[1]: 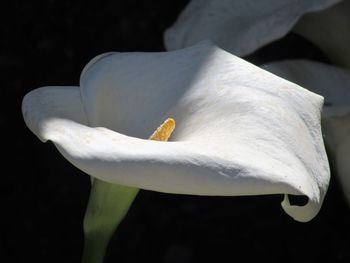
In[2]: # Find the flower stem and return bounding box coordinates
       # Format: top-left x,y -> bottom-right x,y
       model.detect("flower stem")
82,179 -> 139,263
81,117 -> 175,263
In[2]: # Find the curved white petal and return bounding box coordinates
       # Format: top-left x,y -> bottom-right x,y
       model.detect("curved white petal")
294,0 -> 350,68
22,42 -> 329,222
164,0 -> 340,55
262,59 -> 350,205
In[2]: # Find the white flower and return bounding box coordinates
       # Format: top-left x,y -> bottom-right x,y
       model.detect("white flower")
22,42 -> 329,222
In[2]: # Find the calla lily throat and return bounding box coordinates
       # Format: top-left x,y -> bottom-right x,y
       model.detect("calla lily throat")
82,118 -> 175,263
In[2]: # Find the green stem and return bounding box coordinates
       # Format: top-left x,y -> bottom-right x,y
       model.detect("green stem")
82,179 -> 139,263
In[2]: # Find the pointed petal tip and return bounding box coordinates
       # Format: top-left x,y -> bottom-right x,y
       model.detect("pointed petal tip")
281,194 -> 321,222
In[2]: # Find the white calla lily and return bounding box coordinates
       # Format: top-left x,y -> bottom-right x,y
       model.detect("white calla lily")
22,42 -> 330,223
263,59 -> 350,204
164,0 -> 340,56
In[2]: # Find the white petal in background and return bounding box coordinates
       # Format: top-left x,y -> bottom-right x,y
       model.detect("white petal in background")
23,42 -> 330,222
164,0 -> 341,55
294,0 -> 350,68
263,60 -> 350,205
322,114 -> 350,205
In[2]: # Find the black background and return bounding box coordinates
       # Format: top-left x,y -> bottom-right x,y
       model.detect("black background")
2,1 -> 350,262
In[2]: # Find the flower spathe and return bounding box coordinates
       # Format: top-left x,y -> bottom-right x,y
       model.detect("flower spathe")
22,42 -> 329,222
